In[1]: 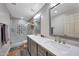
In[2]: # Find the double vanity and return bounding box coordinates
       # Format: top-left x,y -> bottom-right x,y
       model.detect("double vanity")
27,35 -> 79,56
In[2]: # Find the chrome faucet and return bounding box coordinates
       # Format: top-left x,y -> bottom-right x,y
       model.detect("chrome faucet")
55,36 -> 61,43
54,37 -> 57,42
62,39 -> 66,44
54,36 -> 66,44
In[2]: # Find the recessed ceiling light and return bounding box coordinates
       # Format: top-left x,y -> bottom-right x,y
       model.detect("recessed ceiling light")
54,10 -> 58,13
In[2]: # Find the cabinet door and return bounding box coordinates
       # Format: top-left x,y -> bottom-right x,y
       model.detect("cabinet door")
74,15 -> 79,37
75,23 -> 79,34
64,16 -> 69,36
27,37 -> 31,56
27,37 -> 29,50
38,45 -> 47,56
65,23 -> 74,36
64,23 -> 70,36
69,22 -> 75,37
74,15 -> 79,33
30,40 -> 37,56
75,22 -> 79,38
64,15 -> 75,37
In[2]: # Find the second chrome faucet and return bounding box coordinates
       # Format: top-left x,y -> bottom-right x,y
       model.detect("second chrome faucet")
55,36 -> 66,44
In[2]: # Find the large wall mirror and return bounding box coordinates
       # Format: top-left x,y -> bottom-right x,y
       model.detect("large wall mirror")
49,3 -> 79,38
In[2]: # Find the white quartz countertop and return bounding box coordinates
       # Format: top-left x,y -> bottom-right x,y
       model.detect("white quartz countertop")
27,35 -> 79,56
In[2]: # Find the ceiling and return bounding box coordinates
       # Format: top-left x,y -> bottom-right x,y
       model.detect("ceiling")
6,3 -> 45,20
51,3 -> 79,17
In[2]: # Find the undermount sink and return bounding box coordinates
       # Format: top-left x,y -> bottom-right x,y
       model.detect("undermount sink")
46,41 -> 71,53
35,36 -> 72,53
35,36 -> 51,42
39,38 -> 71,52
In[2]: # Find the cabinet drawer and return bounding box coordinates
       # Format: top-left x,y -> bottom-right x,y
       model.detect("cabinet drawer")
30,40 -> 37,56
31,45 -> 37,56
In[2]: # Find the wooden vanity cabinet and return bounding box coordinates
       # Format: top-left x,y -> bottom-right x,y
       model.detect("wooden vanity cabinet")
27,37 -> 38,56
27,37 -> 31,56
37,45 -> 56,56
27,36 -> 56,56
30,40 -> 38,56
37,45 -> 47,56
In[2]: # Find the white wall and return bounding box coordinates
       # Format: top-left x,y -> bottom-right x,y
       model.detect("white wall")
0,4 -> 10,41
0,4 -> 10,25
0,4 -> 10,55
39,4 -> 50,37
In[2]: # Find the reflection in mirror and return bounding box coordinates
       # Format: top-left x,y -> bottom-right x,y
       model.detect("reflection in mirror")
49,3 -> 79,38
33,14 -> 41,35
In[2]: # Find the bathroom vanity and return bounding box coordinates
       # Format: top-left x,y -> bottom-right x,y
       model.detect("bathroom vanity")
27,35 -> 56,56
27,35 -> 79,56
